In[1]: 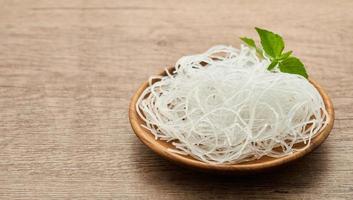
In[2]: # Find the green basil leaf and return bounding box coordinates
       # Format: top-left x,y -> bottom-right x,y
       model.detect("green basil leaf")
279,57 -> 308,78
240,37 -> 256,48
267,60 -> 278,70
240,37 -> 264,58
255,27 -> 285,59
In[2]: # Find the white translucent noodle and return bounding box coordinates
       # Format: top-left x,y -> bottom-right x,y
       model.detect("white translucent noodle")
136,45 -> 328,164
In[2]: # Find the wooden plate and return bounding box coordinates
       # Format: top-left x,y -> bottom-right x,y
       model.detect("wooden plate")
129,68 -> 335,173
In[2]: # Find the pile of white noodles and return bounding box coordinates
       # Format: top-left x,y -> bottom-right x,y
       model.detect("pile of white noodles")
136,45 -> 328,164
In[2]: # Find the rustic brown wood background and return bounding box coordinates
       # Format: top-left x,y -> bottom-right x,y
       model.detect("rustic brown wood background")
0,0 -> 352,199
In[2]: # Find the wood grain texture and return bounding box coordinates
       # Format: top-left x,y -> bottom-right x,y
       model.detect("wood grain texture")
0,0 -> 352,199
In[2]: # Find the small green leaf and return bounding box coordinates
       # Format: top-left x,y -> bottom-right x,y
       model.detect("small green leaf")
279,51 -> 292,60
267,60 -> 278,70
279,57 -> 308,78
255,27 -> 285,59
240,37 -> 263,58
240,37 -> 256,48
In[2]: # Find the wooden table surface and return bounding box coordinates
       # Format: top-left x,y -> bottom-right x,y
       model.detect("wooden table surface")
0,0 -> 352,199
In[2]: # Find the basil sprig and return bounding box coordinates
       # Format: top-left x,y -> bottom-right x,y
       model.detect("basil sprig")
241,27 -> 308,78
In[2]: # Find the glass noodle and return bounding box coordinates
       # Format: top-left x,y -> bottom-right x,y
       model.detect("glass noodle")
136,45 -> 328,164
